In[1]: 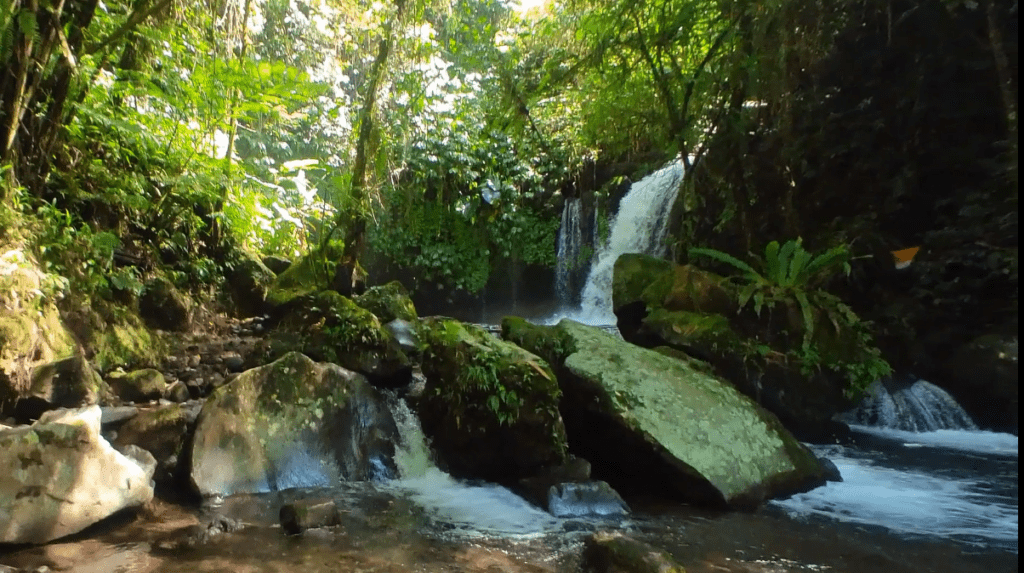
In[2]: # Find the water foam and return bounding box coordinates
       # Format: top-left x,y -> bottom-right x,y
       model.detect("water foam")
386,394 -> 561,538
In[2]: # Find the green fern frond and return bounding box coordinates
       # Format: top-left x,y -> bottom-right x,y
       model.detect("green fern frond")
689,246 -> 762,280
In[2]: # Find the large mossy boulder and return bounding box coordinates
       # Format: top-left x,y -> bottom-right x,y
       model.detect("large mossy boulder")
107,368 -> 167,403
270,290 -> 412,386
265,249 -> 338,311
353,281 -> 417,323
416,318 -> 568,483
611,253 -> 866,441
0,248 -> 78,415
190,352 -> 398,496
139,277 -> 192,332
0,406 -> 155,544
502,317 -> 825,509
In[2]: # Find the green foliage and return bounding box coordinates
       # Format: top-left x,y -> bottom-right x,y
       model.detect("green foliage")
690,239 -> 889,394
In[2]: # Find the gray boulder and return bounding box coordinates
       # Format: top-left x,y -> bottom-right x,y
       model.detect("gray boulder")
503,318 -> 826,509
0,405 -> 155,544
190,352 -> 398,496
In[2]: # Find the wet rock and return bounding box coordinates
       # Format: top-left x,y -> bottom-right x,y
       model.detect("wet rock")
190,352 -> 399,496
0,406 -> 155,544
279,499 -> 341,535
272,291 -> 412,386
157,515 -> 243,551
113,403 -> 195,488
262,255 -> 292,275
516,456 -> 591,508
548,481 -> 630,518
164,380 -> 191,402
100,405 -> 139,425
222,352 -> 245,372
817,455 -> 842,482
353,281 -> 418,323
582,531 -> 686,573
417,317 -> 568,483
107,368 -> 167,403
13,354 -> 113,423
139,277 -> 192,332
503,318 -> 826,509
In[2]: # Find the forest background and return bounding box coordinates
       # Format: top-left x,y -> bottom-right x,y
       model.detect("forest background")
0,0 -> 1017,426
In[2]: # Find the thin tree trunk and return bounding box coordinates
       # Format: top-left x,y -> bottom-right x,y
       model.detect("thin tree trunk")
339,0 -> 408,270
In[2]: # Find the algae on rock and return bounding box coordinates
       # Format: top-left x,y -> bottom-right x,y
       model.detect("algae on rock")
416,317 -> 568,482
503,317 -> 825,509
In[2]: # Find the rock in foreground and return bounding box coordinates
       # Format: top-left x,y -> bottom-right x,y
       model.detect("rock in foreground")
504,318 -> 825,509
190,352 -> 398,496
0,406 -> 155,544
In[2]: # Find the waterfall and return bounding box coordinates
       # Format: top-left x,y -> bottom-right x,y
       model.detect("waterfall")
555,198 -> 583,307
384,393 -> 560,537
574,161 -> 685,324
841,379 -> 978,432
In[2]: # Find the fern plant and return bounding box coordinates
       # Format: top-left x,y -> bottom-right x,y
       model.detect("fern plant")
689,238 -> 889,394
689,238 -> 851,347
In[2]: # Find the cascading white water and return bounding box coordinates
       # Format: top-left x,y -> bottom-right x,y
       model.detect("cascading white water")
385,395 -> 560,538
842,379 -> 977,432
555,197 -> 583,307
571,161 -> 685,324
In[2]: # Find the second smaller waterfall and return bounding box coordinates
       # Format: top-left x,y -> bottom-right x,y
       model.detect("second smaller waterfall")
555,198 -> 584,308
842,379 -> 977,432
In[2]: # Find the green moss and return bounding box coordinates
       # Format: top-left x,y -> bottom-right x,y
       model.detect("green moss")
611,253 -> 674,311
420,318 -> 565,448
266,249 -> 338,308
92,318 -> 165,372
499,316 -> 575,366
353,281 -> 417,323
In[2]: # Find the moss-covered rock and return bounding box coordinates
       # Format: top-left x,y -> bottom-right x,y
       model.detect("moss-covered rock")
190,352 -> 398,496
89,312 -> 166,373
272,290 -> 411,386
353,281 -> 418,323
0,248 -> 78,414
506,318 -> 825,509
611,253 -> 878,441
639,309 -> 744,361
416,317 -> 568,482
107,368 -> 167,403
611,253 -> 675,312
265,250 -> 337,310
139,277 -> 192,332
13,354 -> 114,422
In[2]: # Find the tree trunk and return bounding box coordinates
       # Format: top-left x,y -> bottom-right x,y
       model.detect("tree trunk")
338,0 -> 408,278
